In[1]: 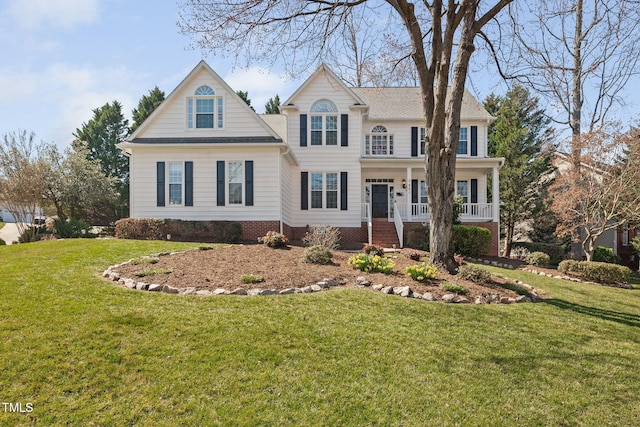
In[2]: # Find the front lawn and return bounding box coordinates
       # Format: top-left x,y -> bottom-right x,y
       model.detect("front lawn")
1,239 -> 639,426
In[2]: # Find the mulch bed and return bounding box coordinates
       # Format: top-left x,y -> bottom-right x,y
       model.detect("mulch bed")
114,244 -> 524,300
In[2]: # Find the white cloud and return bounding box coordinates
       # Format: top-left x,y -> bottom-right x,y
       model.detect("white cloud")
6,0 -> 100,30
224,67 -> 298,113
0,62 -> 141,148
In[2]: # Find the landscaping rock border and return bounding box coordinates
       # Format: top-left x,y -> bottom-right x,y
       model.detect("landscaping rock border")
103,251 -> 541,304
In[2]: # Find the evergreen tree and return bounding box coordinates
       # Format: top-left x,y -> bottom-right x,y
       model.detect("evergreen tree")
485,86 -> 555,256
236,90 -> 254,111
131,86 -> 165,133
264,95 -> 280,114
73,101 -> 129,218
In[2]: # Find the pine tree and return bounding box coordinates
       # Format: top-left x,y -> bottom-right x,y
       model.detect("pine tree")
131,86 -> 165,133
264,95 -> 280,114
236,90 -> 254,111
485,85 -> 555,256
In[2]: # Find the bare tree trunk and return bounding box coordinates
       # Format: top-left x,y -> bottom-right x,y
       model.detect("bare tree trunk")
502,220 -> 515,258
571,0 -> 583,168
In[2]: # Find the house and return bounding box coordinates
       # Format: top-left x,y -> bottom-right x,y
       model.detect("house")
117,61 -> 503,254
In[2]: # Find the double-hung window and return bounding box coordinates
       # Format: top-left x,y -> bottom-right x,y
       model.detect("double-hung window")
310,100 -> 339,146
310,172 -> 338,209
168,162 -> 183,205
228,162 -> 243,205
456,180 -> 469,204
420,180 -> 428,204
187,85 -> 224,129
420,127 -> 426,155
458,127 -> 468,155
365,125 -> 393,155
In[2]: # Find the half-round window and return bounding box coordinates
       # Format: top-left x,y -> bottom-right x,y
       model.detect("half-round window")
310,99 -> 338,113
366,125 -> 393,155
195,85 -> 215,96
371,125 -> 387,133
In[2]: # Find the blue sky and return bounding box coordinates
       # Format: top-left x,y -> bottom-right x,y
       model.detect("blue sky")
0,0 -> 302,148
1,0 -> 639,150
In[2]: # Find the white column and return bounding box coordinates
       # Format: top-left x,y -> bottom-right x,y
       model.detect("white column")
492,166 -> 499,222
406,167 -> 412,219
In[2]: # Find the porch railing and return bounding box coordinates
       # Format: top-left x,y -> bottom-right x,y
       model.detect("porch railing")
362,203 -> 372,244
393,203 -> 404,248
396,203 -> 494,222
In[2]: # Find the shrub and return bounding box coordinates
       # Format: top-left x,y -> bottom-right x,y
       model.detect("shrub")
405,263 -> 438,282
18,225 -> 47,243
558,260 -> 631,284
133,268 -> 172,277
499,282 -> 530,296
362,244 -> 385,257
241,274 -> 264,284
592,246 -> 620,264
198,245 -> 214,251
302,225 -> 341,249
301,245 -> 334,265
579,262 -> 631,284
0,238 -> 5,245
512,242 -> 565,265
54,217 -> 94,239
348,254 -> 395,274
406,225 -> 429,251
115,218 -> 165,240
405,250 -> 421,261
527,251 -> 550,268
454,253 -> 465,266
258,231 -> 289,248
440,282 -> 468,295
558,259 -> 581,274
130,256 -> 159,265
457,264 -> 492,284
451,225 -> 491,257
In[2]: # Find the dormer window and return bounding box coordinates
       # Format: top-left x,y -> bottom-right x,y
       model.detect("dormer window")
365,125 -> 393,155
187,85 -> 224,129
310,99 -> 338,145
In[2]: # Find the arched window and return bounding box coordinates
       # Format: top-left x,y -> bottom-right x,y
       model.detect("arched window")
187,85 -> 224,129
365,125 -> 394,155
310,99 -> 339,145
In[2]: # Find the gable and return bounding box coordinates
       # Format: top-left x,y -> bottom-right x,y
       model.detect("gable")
126,61 -> 282,142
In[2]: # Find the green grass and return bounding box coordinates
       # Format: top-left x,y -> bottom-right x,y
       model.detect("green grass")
1,240 -> 639,426
0,221 -> 6,230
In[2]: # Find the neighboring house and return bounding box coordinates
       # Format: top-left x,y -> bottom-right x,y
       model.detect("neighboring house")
118,61 -> 503,254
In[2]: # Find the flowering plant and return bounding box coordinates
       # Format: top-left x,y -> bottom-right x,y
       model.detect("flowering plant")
405,263 -> 438,282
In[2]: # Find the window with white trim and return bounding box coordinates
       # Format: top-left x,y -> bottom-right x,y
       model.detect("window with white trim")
169,162 -> 183,205
228,161 -> 243,205
365,125 -> 394,155
420,127 -> 426,155
187,85 -> 224,129
458,127 -> 468,155
622,223 -> 630,246
310,172 -> 339,209
420,180 -> 428,203
456,180 -> 468,204
310,100 -> 338,146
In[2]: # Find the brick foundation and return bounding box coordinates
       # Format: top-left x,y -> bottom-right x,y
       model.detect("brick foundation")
237,220 -> 281,241
286,223 -> 368,249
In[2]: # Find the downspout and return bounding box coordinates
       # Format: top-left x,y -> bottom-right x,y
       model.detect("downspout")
279,146 -> 291,234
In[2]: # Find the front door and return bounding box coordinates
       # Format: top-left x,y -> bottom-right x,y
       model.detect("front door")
371,184 -> 388,218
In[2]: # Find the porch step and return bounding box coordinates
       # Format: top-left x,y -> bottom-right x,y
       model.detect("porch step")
371,220 -> 401,248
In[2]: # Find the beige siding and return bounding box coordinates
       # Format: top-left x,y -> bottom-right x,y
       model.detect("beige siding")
138,68 -> 276,139
283,70 -> 363,227
129,146 -> 281,221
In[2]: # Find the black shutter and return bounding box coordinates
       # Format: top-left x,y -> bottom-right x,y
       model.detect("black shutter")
471,126 -> 478,156
185,161 -> 193,206
340,171 -> 348,210
341,114 -> 348,147
300,114 -> 307,147
156,162 -> 165,207
471,179 -> 478,203
217,161 -> 225,206
245,160 -> 254,206
411,127 -> 418,157
411,179 -> 418,203
301,172 -> 309,210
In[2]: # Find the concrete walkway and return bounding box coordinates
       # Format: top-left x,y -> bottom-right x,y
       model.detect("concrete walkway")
0,223 -> 22,244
